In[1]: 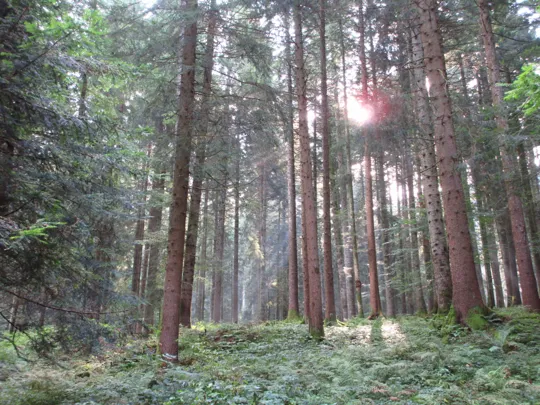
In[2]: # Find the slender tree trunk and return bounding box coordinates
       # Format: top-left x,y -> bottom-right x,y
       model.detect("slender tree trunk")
413,0 -> 485,323
232,133 -> 240,323
160,0 -> 198,360
294,0 -> 324,337
486,217 -> 505,307
284,10 -> 300,319
478,0 -> 540,310
195,186 -> 210,321
257,163 -> 267,322
471,165 -> 495,307
406,152 -> 427,313
319,0 -> 336,323
365,141 -> 382,317
142,161 -> 165,328
376,151 -> 395,317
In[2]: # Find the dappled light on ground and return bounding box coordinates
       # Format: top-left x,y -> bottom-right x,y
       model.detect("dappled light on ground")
325,320 -> 406,346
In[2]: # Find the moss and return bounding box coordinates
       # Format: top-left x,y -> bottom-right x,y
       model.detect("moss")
466,307 -> 489,330
286,309 -> 303,323
308,325 -> 324,340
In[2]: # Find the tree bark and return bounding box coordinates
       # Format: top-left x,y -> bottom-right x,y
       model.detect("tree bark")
159,0 -> 198,360
294,0 -> 324,337
319,0 -> 336,323
413,0 -> 485,322
178,0 -> 217,328
478,0 -> 540,310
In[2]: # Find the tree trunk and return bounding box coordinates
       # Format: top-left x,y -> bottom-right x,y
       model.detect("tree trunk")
319,0 -> 336,323
413,0 -> 485,322
159,0 -> 198,360
376,151 -> 395,317
178,1 -> 217,327
478,0 -> 540,310
257,162 -> 267,322
284,9 -> 300,319
406,152 -> 427,313
232,133 -> 240,323
409,26 -> 452,312
195,186 -> 210,321
294,0 -> 324,337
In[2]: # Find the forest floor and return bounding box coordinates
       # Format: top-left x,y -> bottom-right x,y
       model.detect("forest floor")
0,307 -> 539,405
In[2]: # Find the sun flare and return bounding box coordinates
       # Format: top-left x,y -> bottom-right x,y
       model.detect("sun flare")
347,97 -> 373,126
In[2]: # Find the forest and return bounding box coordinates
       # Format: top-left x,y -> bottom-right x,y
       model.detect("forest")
1,0 -> 540,403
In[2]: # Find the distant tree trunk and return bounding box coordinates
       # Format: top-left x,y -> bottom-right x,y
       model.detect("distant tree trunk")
319,0 -> 336,323
409,27 -> 452,312
399,161 -> 414,314
143,160 -> 165,328
294,0 -> 324,337
471,165 -> 495,308
365,141 -> 382,317
478,0 -> 540,310
257,162 -> 267,322
232,133 -> 240,323
376,151 -> 395,317
132,145 -> 151,332
487,218 -> 505,307
331,154 -> 348,320
195,186 -> 210,321
496,214 -> 522,305
414,0 -> 485,323
406,152 -> 427,313
212,169 -> 228,323
160,0 -> 198,360
284,10 -> 300,319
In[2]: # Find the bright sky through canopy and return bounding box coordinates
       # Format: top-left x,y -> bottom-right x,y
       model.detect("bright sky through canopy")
347,96 -> 372,126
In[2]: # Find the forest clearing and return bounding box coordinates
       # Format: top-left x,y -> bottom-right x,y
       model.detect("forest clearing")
2,0 -> 540,404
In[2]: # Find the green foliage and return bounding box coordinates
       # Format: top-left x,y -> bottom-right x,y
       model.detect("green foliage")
2,311 -> 539,405
506,64 -> 540,116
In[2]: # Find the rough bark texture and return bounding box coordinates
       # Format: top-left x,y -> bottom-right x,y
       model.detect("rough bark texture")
159,0 -> 198,360
414,0 -> 485,322
294,1 -> 324,337
319,0 -> 336,322
409,26 -> 452,313
478,0 -> 540,310
178,2 -> 217,328
284,10 -> 300,319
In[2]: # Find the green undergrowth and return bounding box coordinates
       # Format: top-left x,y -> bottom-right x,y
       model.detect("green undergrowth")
0,308 -> 539,404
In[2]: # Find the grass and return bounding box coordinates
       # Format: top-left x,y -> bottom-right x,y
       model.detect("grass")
0,307 -> 539,404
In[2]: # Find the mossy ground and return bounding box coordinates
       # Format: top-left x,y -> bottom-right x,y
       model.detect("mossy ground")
1,307 -> 539,405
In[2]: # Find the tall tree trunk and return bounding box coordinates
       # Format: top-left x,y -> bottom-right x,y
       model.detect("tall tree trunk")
319,0 -> 336,323
257,162 -> 267,322
178,1 -> 217,328
409,27 -> 452,312
340,12 -> 364,317
496,214 -> 522,305
486,216 -> 505,307
365,141 -> 382,317
294,0 -> 324,337
478,0 -> 540,310
413,0 -> 485,322
232,133 -> 240,323
159,0 -> 198,360
284,9 -> 300,319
